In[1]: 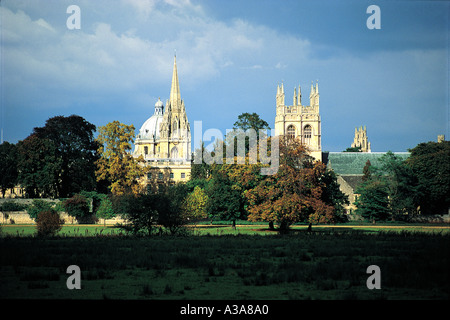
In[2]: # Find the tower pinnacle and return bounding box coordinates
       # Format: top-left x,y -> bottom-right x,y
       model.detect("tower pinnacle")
169,55 -> 181,107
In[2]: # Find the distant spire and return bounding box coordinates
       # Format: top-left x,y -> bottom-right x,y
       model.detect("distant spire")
169,55 -> 181,106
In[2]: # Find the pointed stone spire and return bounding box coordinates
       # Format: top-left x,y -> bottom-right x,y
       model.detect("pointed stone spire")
169,55 -> 181,107
293,87 -> 297,106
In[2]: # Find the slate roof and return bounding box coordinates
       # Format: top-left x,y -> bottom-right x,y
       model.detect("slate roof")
322,152 -> 410,176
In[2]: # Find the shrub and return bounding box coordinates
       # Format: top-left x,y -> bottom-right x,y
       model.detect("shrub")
36,209 -> 64,237
0,200 -> 28,212
27,200 -> 55,220
63,194 -> 89,220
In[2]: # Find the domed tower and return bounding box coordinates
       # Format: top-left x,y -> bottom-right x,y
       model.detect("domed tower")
134,98 -> 165,160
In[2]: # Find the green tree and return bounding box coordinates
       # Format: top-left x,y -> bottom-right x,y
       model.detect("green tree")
378,151 -> 419,218
96,195 -> 115,226
96,121 -> 148,196
233,112 -> 270,133
32,115 -> 99,198
27,199 -> 57,220
0,142 -> 18,197
16,135 -> 62,198
191,142 -> 211,180
354,179 -> 390,222
362,160 -> 372,182
406,141 -> 450,215
183,186 -> 209,225
227,112 -> 271,157
206,170 -> 243,228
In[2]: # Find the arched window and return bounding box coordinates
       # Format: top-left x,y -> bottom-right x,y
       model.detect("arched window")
170,146 -> 179,159
303,125 -> 312,145
287,125 -> 296,139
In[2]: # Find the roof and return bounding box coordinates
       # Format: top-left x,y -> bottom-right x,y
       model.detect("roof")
323,152 -> 410,176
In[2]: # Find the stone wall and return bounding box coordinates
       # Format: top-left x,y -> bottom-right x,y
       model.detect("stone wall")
0,211 -> 126,225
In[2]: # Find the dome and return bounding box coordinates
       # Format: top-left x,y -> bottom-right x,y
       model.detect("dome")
138,114 -> 164,140
137,98 -> 164,140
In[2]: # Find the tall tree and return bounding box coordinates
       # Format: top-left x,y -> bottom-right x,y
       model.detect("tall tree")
354,179 -> 390,222
206,170 -> 243,227
233,112 -> 270,133
227,112 -> 271,157
95,121 -> 147,196
245,136 -> 336,232
0,142 -> 18,197
378,151 -> 419,217
406,141 -> 450,215
16,135 -> 62,198
32,115 -> 99,197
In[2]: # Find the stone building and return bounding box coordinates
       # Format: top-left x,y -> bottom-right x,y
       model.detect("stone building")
351,126 -> 371,152
322,151 -> 410,214
274,81 -> 322,161
133,56 -> 191,191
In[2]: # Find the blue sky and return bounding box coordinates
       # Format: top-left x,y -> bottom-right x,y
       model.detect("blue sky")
1,0 -> 448,152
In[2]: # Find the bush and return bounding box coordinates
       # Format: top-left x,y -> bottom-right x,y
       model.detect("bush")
27,200 -> 55,220
63,194 -> 90,220
36,209 -> 64,237
0,200 -> 28,212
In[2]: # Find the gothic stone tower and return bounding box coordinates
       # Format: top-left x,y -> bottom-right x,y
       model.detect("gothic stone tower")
134,56 -> 191,190
274,81 -> 322,161
351,126 -> 371,152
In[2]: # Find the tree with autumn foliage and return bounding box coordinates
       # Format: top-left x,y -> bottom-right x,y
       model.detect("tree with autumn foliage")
245,136 -> 342,232
95,121 -> 148,196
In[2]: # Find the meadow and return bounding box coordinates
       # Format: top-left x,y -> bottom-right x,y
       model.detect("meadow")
1,223 -> 449,300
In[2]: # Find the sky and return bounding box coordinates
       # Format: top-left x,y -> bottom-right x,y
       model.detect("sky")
1,0 -> 448,153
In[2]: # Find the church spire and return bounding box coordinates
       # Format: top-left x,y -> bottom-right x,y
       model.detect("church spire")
169,55 -> 181,107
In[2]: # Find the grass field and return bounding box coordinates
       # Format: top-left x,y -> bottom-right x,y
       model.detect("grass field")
1,223 -> 449,300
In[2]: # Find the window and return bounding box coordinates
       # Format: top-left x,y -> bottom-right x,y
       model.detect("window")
303,125 -> 312,145
158,172 -> 163,180
144,146 -> 148,155
147,173 -> 152,179
181,172 -> 186,179
170,146 -> 179,159
170,173 -> 174,179
287,125 -> 296,139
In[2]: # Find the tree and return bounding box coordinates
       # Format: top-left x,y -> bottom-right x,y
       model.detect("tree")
183,186 -> 209,225
206,170 -> 243,228
245,136 -> 336,232
227,112 -> 271,157
32,115 -> 99,198
343,146 -> 361,152
406,141 -> 450,215
319,169 -> 349,222
0,142 -> 18,197
233,112 -> 270,133
16,135 -> 62,198
27,199 -> 57,220
96,195 -> 115,226
63,194 -> 90,222
354,180 -> 390,222
362,160 -> 372,182
378,151 -> 419,218
95,121 -> 148,196
36,209 -> 64,237
118,194 -> 159,236
191,142 -> 211,180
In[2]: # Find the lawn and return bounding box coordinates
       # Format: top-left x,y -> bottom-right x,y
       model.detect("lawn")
1,226 -> 449,300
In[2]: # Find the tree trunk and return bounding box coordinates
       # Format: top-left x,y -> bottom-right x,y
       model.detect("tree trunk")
268,221 -> 275,231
